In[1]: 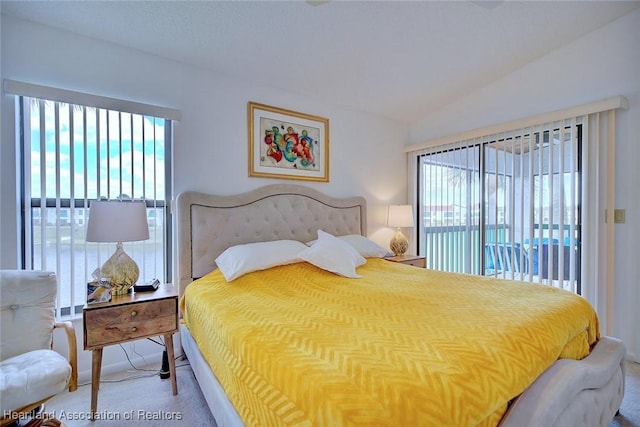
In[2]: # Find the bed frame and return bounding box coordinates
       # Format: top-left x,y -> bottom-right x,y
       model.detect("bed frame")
176,184 -> 626,427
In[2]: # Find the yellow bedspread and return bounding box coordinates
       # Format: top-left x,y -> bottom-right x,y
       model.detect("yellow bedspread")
180,258 -> 599,427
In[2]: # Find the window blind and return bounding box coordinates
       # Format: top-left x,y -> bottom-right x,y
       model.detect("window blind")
407,97 -> 627,334
17,91 -> 174,318
416,121 -> 582,292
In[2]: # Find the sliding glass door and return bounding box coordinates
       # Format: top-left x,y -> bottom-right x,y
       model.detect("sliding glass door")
418,125 -> 581,292
419,146 -> 481,274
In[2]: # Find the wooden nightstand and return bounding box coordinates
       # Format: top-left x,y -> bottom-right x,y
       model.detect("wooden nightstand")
385,254 -> 426,268
83,283 -> 179,420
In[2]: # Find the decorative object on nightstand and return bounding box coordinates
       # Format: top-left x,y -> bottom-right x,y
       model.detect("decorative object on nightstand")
86,199 -> 149,295
387,204 -> 414,256
83,283 -> 179,420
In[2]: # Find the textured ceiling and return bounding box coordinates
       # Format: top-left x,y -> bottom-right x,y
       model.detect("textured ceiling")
2,0 -> 639,124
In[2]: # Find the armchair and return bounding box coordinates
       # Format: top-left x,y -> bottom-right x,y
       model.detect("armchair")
0,270 -> 78,426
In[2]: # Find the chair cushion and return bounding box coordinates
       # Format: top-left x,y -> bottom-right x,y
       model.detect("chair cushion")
0,349 -> 71,412
0,270 -> 57,360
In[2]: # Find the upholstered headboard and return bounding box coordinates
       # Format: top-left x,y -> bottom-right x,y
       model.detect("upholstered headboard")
175,184 -> 367,297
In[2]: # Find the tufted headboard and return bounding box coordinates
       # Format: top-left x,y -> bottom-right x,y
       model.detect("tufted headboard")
175,184 -> 367,297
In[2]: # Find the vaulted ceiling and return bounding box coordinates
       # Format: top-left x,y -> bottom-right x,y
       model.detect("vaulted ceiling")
2,1 -> 639,124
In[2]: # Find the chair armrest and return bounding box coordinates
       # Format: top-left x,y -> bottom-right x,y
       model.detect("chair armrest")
54,321 -> 78,392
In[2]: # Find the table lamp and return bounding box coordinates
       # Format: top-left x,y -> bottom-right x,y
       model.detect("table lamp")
86,200 -> 149,295
387,205 -> 414,256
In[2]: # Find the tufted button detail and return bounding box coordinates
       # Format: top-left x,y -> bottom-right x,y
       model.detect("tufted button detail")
189,195 -> 365,279
10,304 -> 19,310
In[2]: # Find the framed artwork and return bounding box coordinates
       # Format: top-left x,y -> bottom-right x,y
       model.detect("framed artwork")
248,101 -> 329,182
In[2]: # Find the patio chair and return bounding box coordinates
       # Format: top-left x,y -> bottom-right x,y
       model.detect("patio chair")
484,242 -> 529,277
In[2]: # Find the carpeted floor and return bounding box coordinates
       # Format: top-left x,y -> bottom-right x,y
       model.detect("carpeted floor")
44,359 -> 640,426
46,358 -> 217,427
612,361 -> 640,427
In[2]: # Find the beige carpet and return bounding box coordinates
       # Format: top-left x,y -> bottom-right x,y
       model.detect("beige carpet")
612,361 -> 640,427
46,359 -> 217,427
44,359 -> 640,426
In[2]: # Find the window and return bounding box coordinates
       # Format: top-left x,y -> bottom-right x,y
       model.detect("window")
18,96 -> 173,318
417,124 -> 582,293
407,97 -> 626,334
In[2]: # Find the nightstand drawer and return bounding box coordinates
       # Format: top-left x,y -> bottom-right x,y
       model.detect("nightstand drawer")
384,255 -> 426,268
84,298 -> 177,349
401,257 -> 426,268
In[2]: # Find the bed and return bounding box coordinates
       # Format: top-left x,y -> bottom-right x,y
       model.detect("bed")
176,184 -> 626,427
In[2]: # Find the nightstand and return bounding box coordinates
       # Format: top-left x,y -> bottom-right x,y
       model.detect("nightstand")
83,283 -> 179,420
385,254 -> 426,268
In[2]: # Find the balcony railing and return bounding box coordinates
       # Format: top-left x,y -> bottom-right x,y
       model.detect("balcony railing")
422,223 -> 580,292
422,224 -> 508,274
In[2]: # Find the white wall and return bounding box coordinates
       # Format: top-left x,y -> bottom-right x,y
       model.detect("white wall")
410,9 -> 640,361
0,15 -> 408,380
3,7 -> 637,380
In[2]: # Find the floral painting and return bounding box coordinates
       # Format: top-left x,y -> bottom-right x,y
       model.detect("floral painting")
248,102 -> 329,182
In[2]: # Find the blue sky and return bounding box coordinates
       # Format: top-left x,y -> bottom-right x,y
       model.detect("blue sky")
29,102 -> 166,201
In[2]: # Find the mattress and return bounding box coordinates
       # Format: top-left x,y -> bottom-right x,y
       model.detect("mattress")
180,258 -> 599,427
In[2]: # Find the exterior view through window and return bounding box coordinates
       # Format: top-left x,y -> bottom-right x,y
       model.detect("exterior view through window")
418,126 -> 581,294
19,97 -> 171,317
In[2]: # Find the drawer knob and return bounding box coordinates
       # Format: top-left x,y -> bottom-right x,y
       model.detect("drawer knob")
131,326 -> 137,332
131,311 -> 137,317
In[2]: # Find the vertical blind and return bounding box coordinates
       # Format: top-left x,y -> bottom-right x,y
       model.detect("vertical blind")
18,95 -> 173,318
417,121 -> 582,293
407,96 -> 627,334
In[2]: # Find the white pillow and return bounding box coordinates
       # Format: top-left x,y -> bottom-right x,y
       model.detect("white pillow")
215,240 -> 308,281
335,234 -> 389,258
306,234 -> 389,258
298,230 -> 366,278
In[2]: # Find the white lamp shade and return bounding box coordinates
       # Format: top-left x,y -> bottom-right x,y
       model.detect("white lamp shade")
387,205 -> 414,228
86,200 -> 150,243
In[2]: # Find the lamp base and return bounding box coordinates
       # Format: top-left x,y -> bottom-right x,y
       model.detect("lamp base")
390,229 -> 409,256
101,242 -> 140,295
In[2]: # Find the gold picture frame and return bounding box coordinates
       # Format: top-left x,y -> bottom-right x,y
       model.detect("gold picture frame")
248,102 -> 329,182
